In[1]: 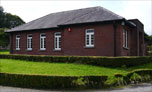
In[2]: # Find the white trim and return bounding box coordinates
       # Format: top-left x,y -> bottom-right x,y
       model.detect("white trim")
125,30 -> 128,48
85,29 -> 94,47
40,33 -> 46,50
123,30 -> 125,48
54,32 -> 61,51
27,34 -> 32,50
123,30 -> 128,48
16,35 -> 20,50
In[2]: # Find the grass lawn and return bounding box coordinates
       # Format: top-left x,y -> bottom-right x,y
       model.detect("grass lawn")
1,59 -> 152,77
0,59 -> 127,77
0,50 -> 9,54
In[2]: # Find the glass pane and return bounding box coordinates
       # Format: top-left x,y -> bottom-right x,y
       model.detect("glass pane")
55,38 -> 57,48
91,35 -> 94,45
86,35 -> 89,45
31,39 -> 32,48
44,38 -> 46,48
41,34 -> 46,37
87,30 -> 94,33
58,37 -> 60,48
55,32 -> 61,36
41,38 -> 43,48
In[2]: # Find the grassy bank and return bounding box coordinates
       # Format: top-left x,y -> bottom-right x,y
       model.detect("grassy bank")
0,59 -> 127,77
1,58 -> 152,89
1,59 -> 152,77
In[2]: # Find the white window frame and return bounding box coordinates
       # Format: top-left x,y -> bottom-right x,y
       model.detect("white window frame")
123,30 -> 125,48
27,34 -> 32,50
123,30 -> 128,48
40,33 -> 46,50
85,29 -> 94,47
54,32 -> 61,51
125,30 -> 128,48
16,35 -> 20,50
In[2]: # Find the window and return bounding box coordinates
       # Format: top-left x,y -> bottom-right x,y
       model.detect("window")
54,32 -> 61,50
40,33 -> 46,50
16,35 -> 20,50
27,34 -> 32,50
123,30 -> 128,48
85,29 -> 94,47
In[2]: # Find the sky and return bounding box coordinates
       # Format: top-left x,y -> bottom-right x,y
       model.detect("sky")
0,0 -> 152,35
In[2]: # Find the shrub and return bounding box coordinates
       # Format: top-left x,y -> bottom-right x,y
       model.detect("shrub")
114,73 -> 127,86
130,73 -> 142,83
123,69 -> 152,84
0,73 -> 108,89
0,54 -> 152,67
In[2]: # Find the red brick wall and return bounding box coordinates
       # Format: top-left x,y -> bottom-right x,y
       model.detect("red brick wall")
63,23 -> 114,56
129,19 -> 145,56
11,29 -> 64,55
10,22 -> 137,56
130,27 -> 138,56
119,24 -> 131,56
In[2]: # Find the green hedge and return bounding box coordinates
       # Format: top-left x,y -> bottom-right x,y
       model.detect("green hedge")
0,73 -> 108,89
0,54 -> 152,67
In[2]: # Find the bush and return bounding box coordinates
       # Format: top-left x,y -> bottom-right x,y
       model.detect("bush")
123,69 -> 152,84
0,54 -> 152,67
130,73 -> 142,83
112,69 -> 152,87
0,73 -> 108,89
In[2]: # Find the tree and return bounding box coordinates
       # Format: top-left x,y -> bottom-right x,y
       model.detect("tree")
0,6 -> 25,28
4,13 -> 25,28
0,6 -> 25,49
147,35 -> 152,46
0,28 -> 9,47
0,6 -> 5,28
146,35 -> 152,56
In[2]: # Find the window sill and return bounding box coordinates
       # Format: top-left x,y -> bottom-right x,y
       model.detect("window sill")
123,47 -> 129,50
84,46 -> 95,49
15,49 -> 20,51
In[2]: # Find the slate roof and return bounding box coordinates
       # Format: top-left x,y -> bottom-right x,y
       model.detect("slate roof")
6,6 -> 124,32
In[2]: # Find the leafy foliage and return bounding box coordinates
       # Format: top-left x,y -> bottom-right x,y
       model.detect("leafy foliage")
0,6 -> 25,28
0,28 -> 9,47
0,6 -> 25,48
146,35 -> 152,56
147,35 -> 152,46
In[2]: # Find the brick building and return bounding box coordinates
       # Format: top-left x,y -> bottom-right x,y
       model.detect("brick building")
6,7 -> 145,56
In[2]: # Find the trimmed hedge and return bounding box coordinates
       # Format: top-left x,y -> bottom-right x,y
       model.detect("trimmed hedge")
0,73 -> 108,89
0,54 -> 152,67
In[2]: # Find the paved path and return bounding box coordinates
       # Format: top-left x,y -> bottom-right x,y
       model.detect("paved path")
0,83 -> 152,92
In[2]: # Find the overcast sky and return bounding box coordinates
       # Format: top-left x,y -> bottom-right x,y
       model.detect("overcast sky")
0,0 -> 152,35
